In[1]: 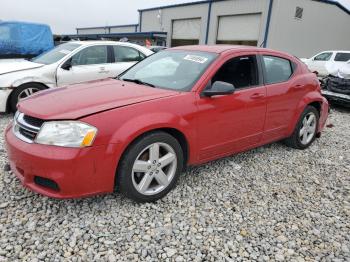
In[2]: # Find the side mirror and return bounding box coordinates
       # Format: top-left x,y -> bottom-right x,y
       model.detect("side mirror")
202,81 -> 235,97
61,60 -> 72,70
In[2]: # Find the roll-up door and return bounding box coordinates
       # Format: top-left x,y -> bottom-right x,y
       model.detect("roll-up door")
216,14 -> 261,46
172,18 -> 201,47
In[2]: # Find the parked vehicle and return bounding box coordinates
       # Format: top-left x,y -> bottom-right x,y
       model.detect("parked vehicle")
148,46 -> 167,53
300,50 -> 350,77
320,61 -> 350,107
0,21 -> 54,59
5,45 -> 329,202
0,41 -> 153,112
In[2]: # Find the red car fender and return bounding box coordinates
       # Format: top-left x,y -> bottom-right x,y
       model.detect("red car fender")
287,91 -> 327,136
107,112 -> 195,163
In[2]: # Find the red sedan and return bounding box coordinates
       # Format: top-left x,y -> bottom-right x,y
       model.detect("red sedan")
5,45 -> 329,202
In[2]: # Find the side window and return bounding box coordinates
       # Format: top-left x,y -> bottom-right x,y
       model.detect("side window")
263,56 -> 293,84
71,46 -> 107,66
113,46 -> 144,62
212,55 -> 259,89
313,52 -> 332,61
334,52 -> 350,62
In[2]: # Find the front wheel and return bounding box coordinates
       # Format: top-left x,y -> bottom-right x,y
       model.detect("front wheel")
284,106 -> 319,149
9,83 -> 46,112
116,132 -> 184,202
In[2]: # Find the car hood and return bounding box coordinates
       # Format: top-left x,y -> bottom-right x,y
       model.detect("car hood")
18,78 -> 180,120
0,59 -> 44,75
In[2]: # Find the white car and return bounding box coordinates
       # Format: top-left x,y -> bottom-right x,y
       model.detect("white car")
0,41 -> 153,112
301,51 -> 350,77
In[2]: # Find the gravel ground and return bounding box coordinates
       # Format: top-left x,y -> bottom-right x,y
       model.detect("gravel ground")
0,108 -> 349,262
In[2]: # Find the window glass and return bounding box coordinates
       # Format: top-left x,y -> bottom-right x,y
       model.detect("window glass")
334,52 -> 350,62
313,52 -> 332,61
120,50 -> 217,91
263,56 -> 293,84
31,43 -> 81,65
71,45 -> 107,66
212,55 -> 259,89
113,46 -> 144,62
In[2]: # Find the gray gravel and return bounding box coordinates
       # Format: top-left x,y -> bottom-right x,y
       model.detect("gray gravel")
0,108 -> 349,261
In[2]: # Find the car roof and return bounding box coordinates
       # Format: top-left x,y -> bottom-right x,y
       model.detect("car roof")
63,41 -> 153,55
171,45 -> 277,54
67,40 -> 143,47
316,50 -> 350,53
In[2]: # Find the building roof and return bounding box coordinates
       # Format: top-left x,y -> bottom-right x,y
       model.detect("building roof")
76,24 -> 138,30
313,0 -> 350,14
64,31 -> 167,39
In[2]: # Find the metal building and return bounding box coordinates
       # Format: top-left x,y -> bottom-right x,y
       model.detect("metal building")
74,0 -> 350,57
139,0 -> 350,57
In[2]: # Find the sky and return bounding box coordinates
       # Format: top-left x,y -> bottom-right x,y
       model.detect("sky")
1,0 -> 349,34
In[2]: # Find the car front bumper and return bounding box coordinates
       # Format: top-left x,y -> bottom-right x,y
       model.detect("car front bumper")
4,122 -> 119,199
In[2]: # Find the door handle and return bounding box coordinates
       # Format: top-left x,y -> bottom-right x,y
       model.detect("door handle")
250,93 -> 265,99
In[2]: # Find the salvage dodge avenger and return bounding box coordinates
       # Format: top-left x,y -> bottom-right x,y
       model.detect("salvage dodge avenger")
5,45 -> 329,202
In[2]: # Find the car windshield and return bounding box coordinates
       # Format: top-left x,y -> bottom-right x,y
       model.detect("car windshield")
120,50 -> 218,91
31,43 -> 81,65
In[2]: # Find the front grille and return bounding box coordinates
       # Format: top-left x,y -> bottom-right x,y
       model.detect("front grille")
23,115 -> 44,128
19,127 -> 37,140
13,112 -> 42,143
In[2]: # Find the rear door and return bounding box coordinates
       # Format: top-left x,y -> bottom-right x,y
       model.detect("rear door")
260,53 -> 303,143
109,45 -> 146,77
334,52 -> 350,66
56,45 -> 110,86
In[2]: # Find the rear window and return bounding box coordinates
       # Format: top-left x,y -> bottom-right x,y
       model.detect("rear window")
263,56 -> 293,84
334,52 -> 350,62
113,46 -> 145,62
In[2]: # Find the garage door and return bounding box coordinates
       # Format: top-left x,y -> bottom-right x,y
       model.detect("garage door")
172,18 -> 201,47
217,14 -> 261,46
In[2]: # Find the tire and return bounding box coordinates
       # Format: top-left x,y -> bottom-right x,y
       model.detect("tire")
9,83 -> 46,112
284,106 -> 319,149
116,131 -> 184,203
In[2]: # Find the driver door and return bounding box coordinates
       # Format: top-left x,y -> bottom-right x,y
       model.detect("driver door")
195,54 -> 267,161
309,52 -> 333,76
56,45 -> 111,86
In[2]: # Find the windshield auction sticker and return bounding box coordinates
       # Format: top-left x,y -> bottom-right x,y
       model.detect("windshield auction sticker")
184,55 -> 208,64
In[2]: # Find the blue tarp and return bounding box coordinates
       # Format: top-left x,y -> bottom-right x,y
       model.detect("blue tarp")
0,21 -> 54,56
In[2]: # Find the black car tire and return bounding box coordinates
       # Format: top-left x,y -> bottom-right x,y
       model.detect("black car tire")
284,106 -> 319,150
9,83 -> 46,112
116,131 -> 184,203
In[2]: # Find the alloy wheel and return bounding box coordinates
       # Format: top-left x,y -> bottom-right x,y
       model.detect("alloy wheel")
132,142 -> 177,196
299,112 -> 317,145
18,87 -> 41,101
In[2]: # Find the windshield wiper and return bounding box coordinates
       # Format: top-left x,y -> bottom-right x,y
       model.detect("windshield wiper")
122,78 -> 155,87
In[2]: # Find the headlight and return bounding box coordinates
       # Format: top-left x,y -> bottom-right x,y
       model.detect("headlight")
35,121 -> 98,148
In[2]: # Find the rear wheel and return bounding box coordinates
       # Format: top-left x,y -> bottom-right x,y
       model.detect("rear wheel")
284,106 -> 319,149
116,132 -> 183,202
9,83 -> 46,112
